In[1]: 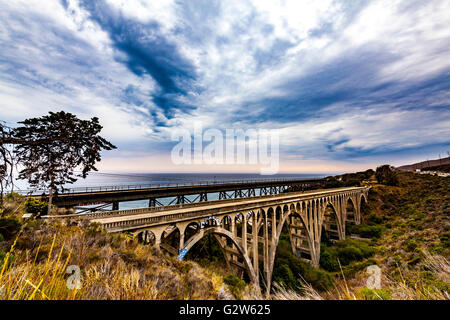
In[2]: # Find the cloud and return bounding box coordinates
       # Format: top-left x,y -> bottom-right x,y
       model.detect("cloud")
0,0 -> 449,173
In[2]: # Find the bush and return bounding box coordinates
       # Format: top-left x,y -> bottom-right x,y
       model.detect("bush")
347,224 -> 383,239
376,165 -> 399,186
24,197 -> 47,216
324,177 -> 344,189
404,239 -> 418,252
5,192 -> 24,202
319,246 -> 340,272
0,217 -> 22,240
367,214 -> 383,224
223,274 -> 246,299
300,264 -> 334,291
357,288 -> 391,300
0,250 -> 16,268
320,239 -> 376,271
439,232 -> 450,248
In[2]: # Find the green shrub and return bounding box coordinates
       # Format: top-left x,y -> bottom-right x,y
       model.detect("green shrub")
347,224 -> 383,239
5,192 -> 24,202
320,245 -> 340,272
375,165 -> 399,186
223,274 -> 246,299
404,239 -> 418,251
0,250 -> 16,268
320,239 -> 376,271
300,263 -> 334,291
274,264 -> 296,288
367,214 -> 383,224
24,197 -> 48,216
0,217 -> 22,240
357,288 -> 391,300
440,232 -> 450,248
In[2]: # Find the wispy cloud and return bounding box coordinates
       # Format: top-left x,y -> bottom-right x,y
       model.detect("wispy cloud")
0,0 -> 449,172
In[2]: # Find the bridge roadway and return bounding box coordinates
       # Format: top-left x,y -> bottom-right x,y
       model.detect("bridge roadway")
76,185 -> 369,295
32,178 -> 325,209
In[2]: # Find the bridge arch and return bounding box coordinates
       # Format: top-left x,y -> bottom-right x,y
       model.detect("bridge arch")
183,222 -> 201,247
322,201 -> 344,241
344,196 -> 359,235
221,215 -> 232,231
137,229 -> 156,245
181,227 -> 258,284
159,225 -> 182,255
360,193 -> 368,208
264,206 -> 314,294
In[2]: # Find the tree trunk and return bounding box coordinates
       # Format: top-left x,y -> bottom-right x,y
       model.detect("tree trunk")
47,175 -> 54,215
0,182 -> 4,217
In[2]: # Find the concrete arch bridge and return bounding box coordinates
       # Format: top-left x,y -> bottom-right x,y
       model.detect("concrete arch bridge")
85,186 -> 369,295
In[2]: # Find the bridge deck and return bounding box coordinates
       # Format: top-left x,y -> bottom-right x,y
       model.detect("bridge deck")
90,186 -> 363,229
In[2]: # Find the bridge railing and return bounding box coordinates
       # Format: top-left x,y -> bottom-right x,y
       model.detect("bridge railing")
15,177 -> 324,196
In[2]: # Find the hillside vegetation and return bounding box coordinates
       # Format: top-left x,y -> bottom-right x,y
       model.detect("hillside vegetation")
0,170 -> 448,300
273,171 -> 449,300
0,196 -> 258,300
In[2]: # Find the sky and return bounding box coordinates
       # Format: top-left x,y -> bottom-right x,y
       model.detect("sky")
0,0 -> 449,174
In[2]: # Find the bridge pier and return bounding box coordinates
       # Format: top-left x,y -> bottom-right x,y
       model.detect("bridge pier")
112,201 -> 119,210
241,214 -> 248,254
251,212 -> 259,286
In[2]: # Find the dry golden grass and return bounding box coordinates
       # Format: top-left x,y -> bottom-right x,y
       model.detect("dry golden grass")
0,220 -> 229,300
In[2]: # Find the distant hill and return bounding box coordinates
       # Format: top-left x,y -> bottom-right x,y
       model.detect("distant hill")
396,156 -> 450,172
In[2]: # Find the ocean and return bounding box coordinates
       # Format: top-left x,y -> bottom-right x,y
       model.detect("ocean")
15,172 -> 328,211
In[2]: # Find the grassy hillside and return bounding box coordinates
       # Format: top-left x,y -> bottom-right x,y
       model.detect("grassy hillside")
0,196 -> 260,300
273,171 -> 449,300
0,171 -> 448,300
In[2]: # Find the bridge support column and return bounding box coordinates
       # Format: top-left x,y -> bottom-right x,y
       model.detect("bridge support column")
149,198 -> 156,207
252,212 -> 259,286
230,215 -> 236,262
355,196 -> 362,225
262,209 -> 270,291
179,233 -> 185,251
271,207 -> 276,241
306,200 -> 322,268
112,201 -> 119,210
242,214 -> 247,254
